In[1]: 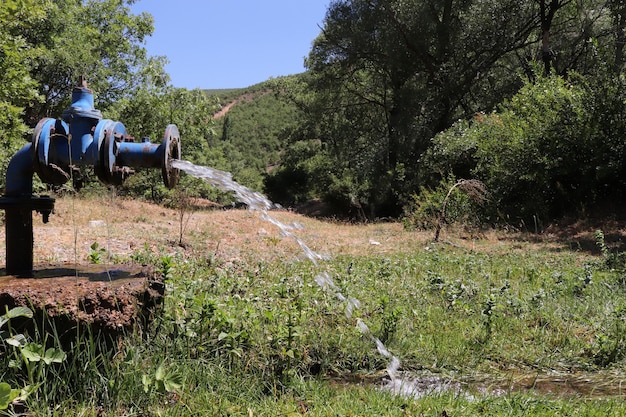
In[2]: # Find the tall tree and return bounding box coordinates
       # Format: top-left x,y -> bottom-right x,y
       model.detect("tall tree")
0,0 -> 51,188
21,0 -> 160,122
298,0 -> 538,216
608,0 -> 626,71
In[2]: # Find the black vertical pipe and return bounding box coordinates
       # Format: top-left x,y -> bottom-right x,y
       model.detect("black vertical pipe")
5,207 -> 33,277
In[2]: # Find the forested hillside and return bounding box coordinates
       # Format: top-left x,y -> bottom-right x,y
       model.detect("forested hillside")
3,0 -> 626,227
208,82 -> 300,192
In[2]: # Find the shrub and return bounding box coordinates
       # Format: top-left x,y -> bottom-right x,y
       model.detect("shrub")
421,73 -> 626,225
403,175 -> 487,235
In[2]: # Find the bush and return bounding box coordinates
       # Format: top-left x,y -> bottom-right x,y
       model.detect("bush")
421,73 -> 626,225
403,175 -> 487,235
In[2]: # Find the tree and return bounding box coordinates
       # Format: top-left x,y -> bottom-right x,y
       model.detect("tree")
295,0 -> 538,217
0,0 -> 50,188
608,0 -> 626,71
21,0 -> 159,122
108,84 -> 222,202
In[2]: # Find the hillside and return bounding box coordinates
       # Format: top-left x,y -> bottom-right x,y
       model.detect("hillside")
203,79 -> 300,193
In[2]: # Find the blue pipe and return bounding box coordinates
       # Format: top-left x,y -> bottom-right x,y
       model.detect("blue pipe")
116,141 -> 162,168
70,116 -> 99,164
62,83 -> 102,166
5,143 -> 34,197
1,142 -> 54,276
0,76 -> 180,276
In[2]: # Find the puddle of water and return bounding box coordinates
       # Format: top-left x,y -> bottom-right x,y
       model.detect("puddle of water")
502,372 -> 626,398
381,370 -> 626,400
0,264 -> 148,283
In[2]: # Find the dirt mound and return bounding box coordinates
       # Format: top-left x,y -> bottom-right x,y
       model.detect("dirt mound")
0,264 -> 163,339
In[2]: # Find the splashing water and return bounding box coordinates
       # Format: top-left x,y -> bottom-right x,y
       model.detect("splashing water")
171,159 -> 425,392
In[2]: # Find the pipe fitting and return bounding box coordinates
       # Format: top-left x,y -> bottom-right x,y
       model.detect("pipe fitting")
1,76 -> 182,276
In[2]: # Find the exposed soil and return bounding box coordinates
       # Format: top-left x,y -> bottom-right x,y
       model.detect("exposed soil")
1,193 -> 624,270
0,265 -> 163,338
212,90 -> 270,119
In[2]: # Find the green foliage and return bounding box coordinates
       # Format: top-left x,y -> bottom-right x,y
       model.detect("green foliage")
24,0 -> 161,120
141,364 -> 183,395
293,0 -> 541,217
88,241 -> 106,264
403,175 -> 484,232
0,306 -> 66,411
0,0 -> 48,190
5,226 -> 626,413
264,139 -> 327,205
211,84 -> 301,192
0,382 -> 19,411
108,86 -> 223,202
474,75 -> 590,220
264,0 -> 626,221
423,72 -> 626,225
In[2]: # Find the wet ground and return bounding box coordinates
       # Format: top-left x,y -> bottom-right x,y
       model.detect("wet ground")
0,263 -> 164,336
382,370 -> 626,400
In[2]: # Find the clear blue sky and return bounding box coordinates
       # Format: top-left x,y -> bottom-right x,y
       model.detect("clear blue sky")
130,1 -> 330,90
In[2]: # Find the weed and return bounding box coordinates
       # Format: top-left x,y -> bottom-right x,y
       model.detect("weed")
142,364 -> 183,394
130,242 -> 159,265
11,207 -> 626,415
0,307 -> 66,412
88,241 -> 106,264
480,289 -> 498,342
595,229 -> 626,272
403,175 -> 488,239
588,305 -> 626,366
0,307 -> 33,410
435,178 -> 489,241
573,264 -> 594,296
157,255 -> 175,279
264,236 -> 282,246
377,295 -> 400,344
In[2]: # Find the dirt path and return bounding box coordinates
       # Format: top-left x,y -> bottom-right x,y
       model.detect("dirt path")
212,91 -> 271,119
212,100 -> 239,119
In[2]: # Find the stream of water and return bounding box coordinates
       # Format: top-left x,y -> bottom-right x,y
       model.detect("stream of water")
170,159 -> 626,400
172,160 -> 403,380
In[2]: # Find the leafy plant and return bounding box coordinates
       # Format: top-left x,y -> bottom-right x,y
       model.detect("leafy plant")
434,178 -> 489,241
588,305 -> 626,366
595,229 -> 626,272
12,343 -> 67,384
0,306 -> 67,411
142,364 -> 183,394
403,175 -> 486,234
157,255 -> 175,280
376,295 -> 400,344
0,307 -> 33,410
88,241 -> 106,264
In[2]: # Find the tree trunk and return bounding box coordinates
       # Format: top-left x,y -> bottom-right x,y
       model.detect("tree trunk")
538,0 -> 565,74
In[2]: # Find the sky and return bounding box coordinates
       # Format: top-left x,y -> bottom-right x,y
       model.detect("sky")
130,1 -> 330,90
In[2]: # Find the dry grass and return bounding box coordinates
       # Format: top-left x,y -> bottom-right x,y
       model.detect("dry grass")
0,195 -> 433,267
1,194 -> 620,269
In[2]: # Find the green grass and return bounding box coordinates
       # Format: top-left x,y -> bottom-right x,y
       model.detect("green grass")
2,232 -> 626,415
